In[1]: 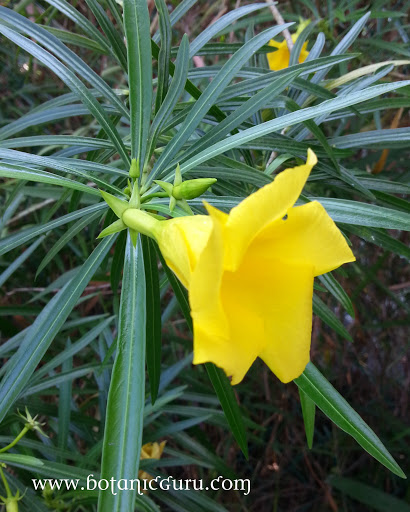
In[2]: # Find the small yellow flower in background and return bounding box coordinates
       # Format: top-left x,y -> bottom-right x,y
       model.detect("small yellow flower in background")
138,441 -> 166,482
122,150 -> 355,385
267,20 -> 310,71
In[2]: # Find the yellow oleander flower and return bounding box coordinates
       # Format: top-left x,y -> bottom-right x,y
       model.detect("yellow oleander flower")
122,150 -> 355,385
138,441 -> 166,482
267,21 -> 310,71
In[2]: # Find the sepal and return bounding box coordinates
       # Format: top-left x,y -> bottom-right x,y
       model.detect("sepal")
97,218 -> 127,238
100,190 -> 129,218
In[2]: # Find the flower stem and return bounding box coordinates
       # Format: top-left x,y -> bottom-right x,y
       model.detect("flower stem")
0,427 -> 29,454
0,466 -> 12,498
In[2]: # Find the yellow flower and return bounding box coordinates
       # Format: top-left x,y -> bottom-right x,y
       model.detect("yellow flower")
122,150 -> 355,385
267,22 -> 310,71
138,441 -> 166,482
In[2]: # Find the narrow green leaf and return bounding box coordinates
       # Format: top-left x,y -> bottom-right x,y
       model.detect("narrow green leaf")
188,3 -> 268,57
0,236 -> 45,288
146,34 -> 190,164
141,236 -> 162,404
0,164 -> 101,196
85,0 -> 127,70
317,198 -> 410,231
0,25 -> 130,166
58,339 -> 72,460
178,81 -> 410,174
328,476 -> 410,512
152,0 -> 197,43
123,0 -> 152,167
0,203 -> 107,257
299,388 -> 315,449
154,0 -> 172,114
330,127 -> 410,149
313,294 -> 353,342
43,0 -> 113,55
205,363 -> 248,459
36,211 -> 101,277
294,363 -> 406,478
99,234 -> 146,512
343,225 -> 410,260
32,317 -> 114,382
170,70 -> 301,172
111,230 -> 127,294
0,236 -> 115,422
318,273 -> 355,318
0,7 -> 129,118
150,23 -> 293,181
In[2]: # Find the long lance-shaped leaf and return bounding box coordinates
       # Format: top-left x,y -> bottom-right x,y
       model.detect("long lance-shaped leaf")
0,164 -> 101,197
177,81 -> 410,174
149,23 -> 293,183
166,69 -> 301,173
219,54 -> 356,101
43,0 -> 112,54
146,34 -> 190,164
155,248 -> 248,458
295,13 -> 371,107
84,0 -> 127,70
0,104 -> 120,141
123,0 -> 152,168
0,236 -> 45,288
152,0 -> 197,43
294,363 -> 405,478
0,7 -> 129,119
0,236 -> 115,423
98,234 -> 146,512
299,388 -> 315,449
0,25 -> 130,167
154,0 -> 172,114
0,203 -> 107,257
0,149 -> 126,195
188,3 -> 268,57
330,127 -> 410,149
141,236 -> 161,404
182,196 -> 410,231
36,210 -> 102,277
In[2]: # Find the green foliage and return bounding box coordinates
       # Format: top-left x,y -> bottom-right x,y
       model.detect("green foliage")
0,0 -> 409,510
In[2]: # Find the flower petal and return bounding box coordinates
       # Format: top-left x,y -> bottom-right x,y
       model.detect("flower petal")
190,204 -> 238,376
192,215 -> 315,384
258,261 -> 314,383
251,200 -> 356,276
267,45 -> 289,71
156,215 -> 212,288
223,149 -> 317,271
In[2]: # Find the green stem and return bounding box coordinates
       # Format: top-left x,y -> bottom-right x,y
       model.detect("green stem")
0,427 -> 29,454
0,466 -> 12,498
141,191 -> 168,203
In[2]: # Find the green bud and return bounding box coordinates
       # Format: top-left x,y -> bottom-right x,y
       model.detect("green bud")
129,158 -> 139,178
173,178 -> 216,200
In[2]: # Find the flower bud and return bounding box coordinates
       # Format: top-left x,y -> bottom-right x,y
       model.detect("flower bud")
129,158 -> 139,178
172,178 -> 217,200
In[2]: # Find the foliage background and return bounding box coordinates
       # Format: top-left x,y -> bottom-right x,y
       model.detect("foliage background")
0,0 -> 409,511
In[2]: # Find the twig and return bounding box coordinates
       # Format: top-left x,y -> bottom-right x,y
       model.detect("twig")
6,198 -> 55,226
265,1 -> 293,51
